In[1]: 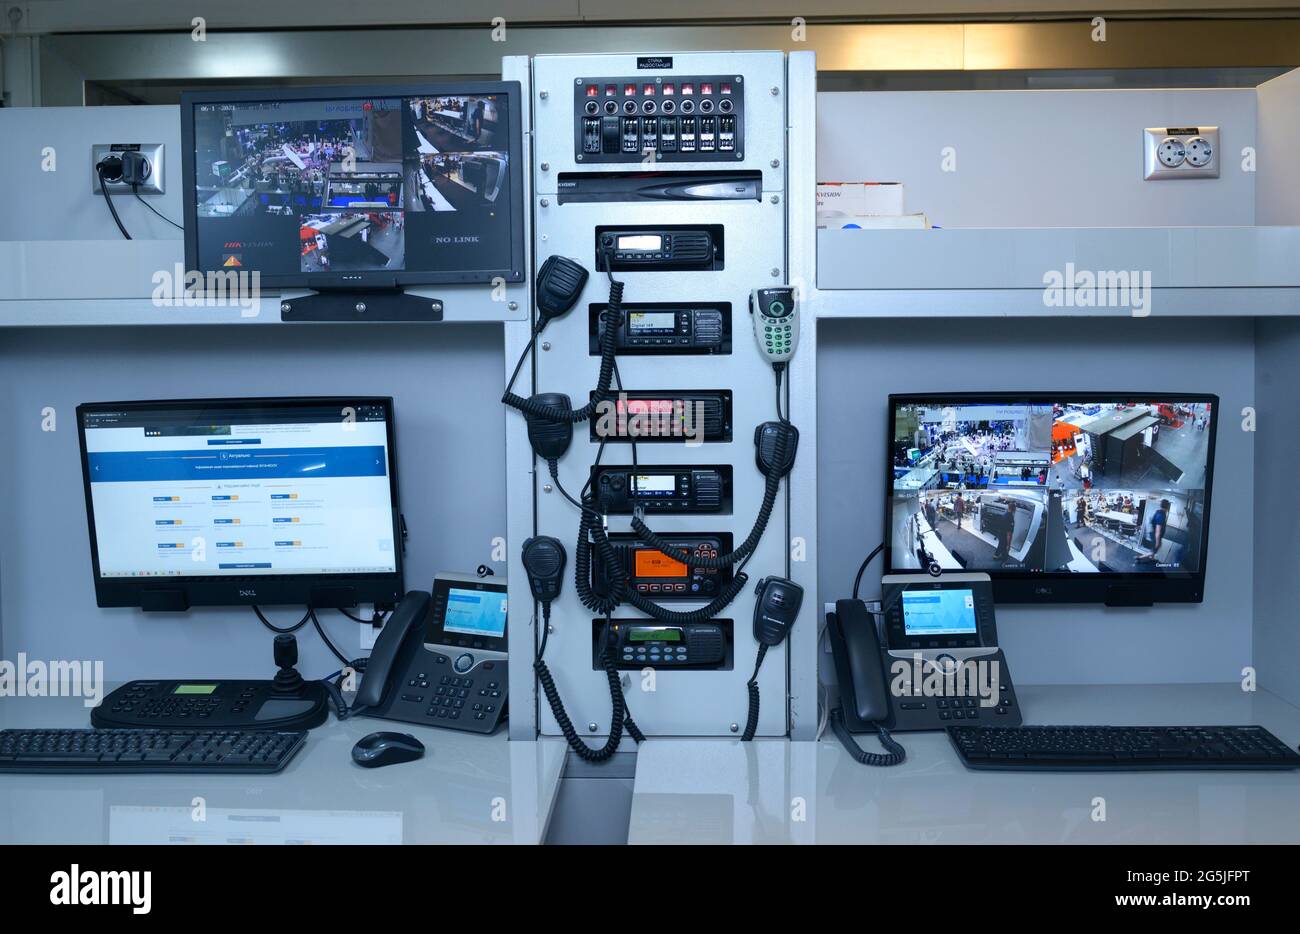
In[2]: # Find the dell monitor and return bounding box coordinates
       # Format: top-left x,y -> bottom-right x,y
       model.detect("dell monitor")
77,397 -> 404,610
181,82 -> 524,289
886,393 -> 1218,604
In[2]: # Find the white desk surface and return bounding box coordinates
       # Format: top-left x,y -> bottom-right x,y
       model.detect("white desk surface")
627,684 -> 1300,845
0,691 -> 566,845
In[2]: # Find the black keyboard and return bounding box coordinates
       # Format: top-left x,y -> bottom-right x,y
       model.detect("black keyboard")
0,729 -> 307,774
948,724 -> 1300,771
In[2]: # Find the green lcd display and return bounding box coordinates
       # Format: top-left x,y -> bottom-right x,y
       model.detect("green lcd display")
629,628 -> 681,642
173,684 -> 219,695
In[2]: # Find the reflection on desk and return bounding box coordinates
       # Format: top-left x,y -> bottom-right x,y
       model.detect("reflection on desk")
0,690 -> 565,845
628,684 -> 1300,844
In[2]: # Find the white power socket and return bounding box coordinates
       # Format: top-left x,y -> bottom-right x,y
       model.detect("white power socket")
1143,126 -> 1219,180
92,142 -> 166,194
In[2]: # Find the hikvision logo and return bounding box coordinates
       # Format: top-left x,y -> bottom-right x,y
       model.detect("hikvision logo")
50,865 -> 151,914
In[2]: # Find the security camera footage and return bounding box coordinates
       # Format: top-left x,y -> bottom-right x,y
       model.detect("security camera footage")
190,93 -> 513,281
889,399 -> 1214,576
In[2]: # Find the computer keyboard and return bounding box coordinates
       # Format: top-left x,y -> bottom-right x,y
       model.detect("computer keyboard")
0,728 -> 307,774
947,724 -> 1300,771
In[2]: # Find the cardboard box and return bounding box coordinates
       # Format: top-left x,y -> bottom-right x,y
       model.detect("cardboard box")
815,181 -> 904,218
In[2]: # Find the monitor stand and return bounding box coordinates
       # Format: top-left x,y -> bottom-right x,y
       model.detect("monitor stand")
279,288 -> 444,322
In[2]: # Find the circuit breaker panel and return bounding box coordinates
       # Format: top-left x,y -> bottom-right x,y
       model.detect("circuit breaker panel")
517,51 -> 795,739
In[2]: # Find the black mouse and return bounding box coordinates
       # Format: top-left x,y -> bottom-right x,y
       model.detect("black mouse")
351,731 -> 425,768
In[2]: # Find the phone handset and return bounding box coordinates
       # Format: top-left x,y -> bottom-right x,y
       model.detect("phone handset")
749,286 -> 799,364
349,591 -> 433,715
826,598 -> 907,766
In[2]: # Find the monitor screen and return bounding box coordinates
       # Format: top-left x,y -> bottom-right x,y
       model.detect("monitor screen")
182,82 -> 524,288
901,588 -> 978,636
442,587 -> 509,639
886,394 -> 1218,603
77,397 -> 404,609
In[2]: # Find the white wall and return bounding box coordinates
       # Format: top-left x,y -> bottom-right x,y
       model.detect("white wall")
1256,68 -> 1300,225
817,88 -> 1257,228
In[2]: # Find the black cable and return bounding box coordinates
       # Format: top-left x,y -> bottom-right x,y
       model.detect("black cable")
534,606 -> 640,762
830,708 -> 907,766
773,364 -> 787,423
309,608 -> 353,668
97,165 -> 132,240
741,643 -> 769,741
852,542 -> 886,601
252,606 -> 311,634
503,325 -> 540,399
132,185 -> 184,230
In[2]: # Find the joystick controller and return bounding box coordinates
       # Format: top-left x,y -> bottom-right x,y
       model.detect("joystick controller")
272,634 -> 306,694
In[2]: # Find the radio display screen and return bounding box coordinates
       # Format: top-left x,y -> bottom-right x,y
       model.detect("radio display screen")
617,234 -> 662,251
632,474 -> 676,496
629,627 -> 682,642
627,311 -> 676,335
635,549 -> 688,578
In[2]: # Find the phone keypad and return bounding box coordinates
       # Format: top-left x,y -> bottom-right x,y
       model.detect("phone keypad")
761,313 -> 795,357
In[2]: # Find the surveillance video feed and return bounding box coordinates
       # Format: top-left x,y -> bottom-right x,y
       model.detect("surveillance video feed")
889,400 -> 1214,575
190,92 -> 513,280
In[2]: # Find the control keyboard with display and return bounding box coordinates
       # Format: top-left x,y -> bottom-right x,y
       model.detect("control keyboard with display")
92,679 -> 330,731
574,75 -> 745,162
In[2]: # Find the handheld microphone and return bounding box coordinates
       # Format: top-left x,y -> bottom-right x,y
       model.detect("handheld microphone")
521,536 -> 567,606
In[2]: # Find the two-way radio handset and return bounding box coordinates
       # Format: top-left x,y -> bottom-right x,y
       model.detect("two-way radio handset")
749,286 -> 799,364
522,537 -> 644,762
741,576 -> 805,741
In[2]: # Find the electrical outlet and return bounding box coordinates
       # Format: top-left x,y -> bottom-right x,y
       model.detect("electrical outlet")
1143,126 -> 1218,180
92,142 -> 166,194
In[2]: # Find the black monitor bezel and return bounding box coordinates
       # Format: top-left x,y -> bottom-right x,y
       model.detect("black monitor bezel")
884,392 -> 1219,604
180,81 -> 526,289
77,396 -> 405,610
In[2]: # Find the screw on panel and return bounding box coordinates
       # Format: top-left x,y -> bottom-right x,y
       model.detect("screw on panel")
539,90 -> 549,100
771,195 -> 780,204
771,268 -> 780,277
541,341 -> 552,351
771,159 -> 780,168
770,86 -> 779,96
730,723 -> 740,733
280,303 -> 291,313
540,198 -> 550,207
543,484 -> 553,493
508,301 -> 518,311
588,722 -> 599,733
540,162 -> 550,171
355,302 -> 366,314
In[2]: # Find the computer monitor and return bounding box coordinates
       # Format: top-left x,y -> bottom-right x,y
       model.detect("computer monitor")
181,82 -> 524,289
886,393 -> 1218,604
77,397 -> 405,610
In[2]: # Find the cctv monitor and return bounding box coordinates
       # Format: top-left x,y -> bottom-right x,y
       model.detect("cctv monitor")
886,393 -> 1218,604
77,397 -> 404,610
181,82 -> 524,289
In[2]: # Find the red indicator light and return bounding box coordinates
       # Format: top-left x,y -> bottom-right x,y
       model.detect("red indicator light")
681,83 -> 694,95
662,83 -> 675,95
604,84 -> 617,96
700,82 -> 714,95
720,83 -> 732,94
624,83 -> 636,96
585,84 -> 599,97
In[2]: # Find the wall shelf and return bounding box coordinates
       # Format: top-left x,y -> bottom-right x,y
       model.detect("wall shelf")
814,226 -> 1300,318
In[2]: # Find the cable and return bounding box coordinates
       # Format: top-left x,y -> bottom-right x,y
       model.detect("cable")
132,185 -> 184,230
852,542 -> 886,601
773,364 -> 787,423
253,606 -> 311,634
741,643 -> 769,741
309,608 -> 353,668
534,605 -> 640,762
96,165 -> 132,240
829,708 -> 906,766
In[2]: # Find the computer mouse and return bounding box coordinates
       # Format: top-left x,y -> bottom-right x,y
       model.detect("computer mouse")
351,731 -> 425,768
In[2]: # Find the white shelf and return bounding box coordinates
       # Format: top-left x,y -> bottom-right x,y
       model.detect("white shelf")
815,226 -> 1300,317
0,240 -> 528,327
